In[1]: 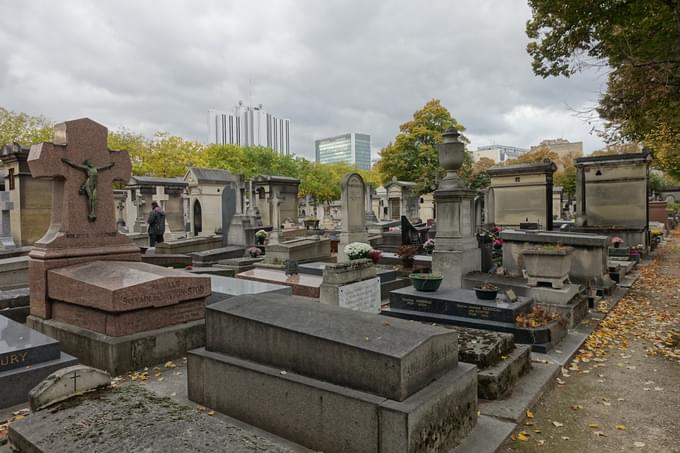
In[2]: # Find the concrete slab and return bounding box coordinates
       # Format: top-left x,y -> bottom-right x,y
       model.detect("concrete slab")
209,275 -> 291,297
8,385 -> 303,453
236,268 -> 322,297
452,415 -> 516,453
205,294 -> 459,401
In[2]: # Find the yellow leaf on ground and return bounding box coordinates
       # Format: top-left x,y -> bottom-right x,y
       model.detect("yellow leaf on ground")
207,411 -> 215,416
526,409 -> 534,418
514,432 -> 529,441
589,423 -> 600,429
616,424 -> 626,430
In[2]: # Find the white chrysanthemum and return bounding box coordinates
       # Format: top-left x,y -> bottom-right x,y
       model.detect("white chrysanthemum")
343,242 -> 372,259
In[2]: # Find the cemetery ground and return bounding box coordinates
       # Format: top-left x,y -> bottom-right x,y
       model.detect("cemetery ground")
501,232 -> 680,453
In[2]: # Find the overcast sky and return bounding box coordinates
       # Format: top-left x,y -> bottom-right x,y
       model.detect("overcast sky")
0,1 -> 609,161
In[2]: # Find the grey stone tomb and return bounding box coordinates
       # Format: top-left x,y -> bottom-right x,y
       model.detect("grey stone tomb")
188,294 -> 478,453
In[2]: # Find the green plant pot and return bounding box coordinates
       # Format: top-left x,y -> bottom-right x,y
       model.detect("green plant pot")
474,287 -> 498,300
409,273 -> 443,292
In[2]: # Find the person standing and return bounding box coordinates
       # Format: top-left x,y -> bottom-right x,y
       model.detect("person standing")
147,201 -> 166,247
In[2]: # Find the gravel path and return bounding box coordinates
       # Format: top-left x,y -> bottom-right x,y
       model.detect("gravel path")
500,233 -> 680,452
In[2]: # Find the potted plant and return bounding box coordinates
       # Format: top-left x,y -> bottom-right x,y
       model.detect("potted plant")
246,246 -> 263,258
474,282 -> 498,300
344,242 -> 373,260
423,239 -> 435,255
255,229 -> 268,245
397,245 -> 418,269
610,236 -> 624,248
629,244 -> 642,263
409,272 -> 443,292
368,249 -> 383,264
515,306 -> 561,328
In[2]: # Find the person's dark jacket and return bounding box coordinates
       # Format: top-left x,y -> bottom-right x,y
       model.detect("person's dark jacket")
147,207 -> 166,236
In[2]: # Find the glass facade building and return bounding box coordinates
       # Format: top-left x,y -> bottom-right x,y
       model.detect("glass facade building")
315,133 -> 371,170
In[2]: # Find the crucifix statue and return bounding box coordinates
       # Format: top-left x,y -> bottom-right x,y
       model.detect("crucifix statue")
61,158 -> 115,221
27,118 -> 132,241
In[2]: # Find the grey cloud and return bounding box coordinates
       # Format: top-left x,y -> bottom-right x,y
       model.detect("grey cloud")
0,0 -> 607,161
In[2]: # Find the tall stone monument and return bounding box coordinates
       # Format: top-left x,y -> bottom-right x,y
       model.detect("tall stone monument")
431,127 -> 481,288
25,118 -> 210,374
337,173 -> 369,262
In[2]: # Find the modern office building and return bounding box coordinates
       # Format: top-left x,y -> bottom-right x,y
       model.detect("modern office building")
208,103 -> 291,155
314,133 -> 371,170
472,144 -> 527,163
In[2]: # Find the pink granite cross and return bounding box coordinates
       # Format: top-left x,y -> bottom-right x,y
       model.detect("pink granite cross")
28,118 -> 131,238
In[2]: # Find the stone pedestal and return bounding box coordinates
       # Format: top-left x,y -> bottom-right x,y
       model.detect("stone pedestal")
432,186 -> 481,288
319,259 -> 380,313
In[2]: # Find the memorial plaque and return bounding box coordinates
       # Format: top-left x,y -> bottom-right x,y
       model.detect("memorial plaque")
389,286 -> 532,323
338,277 -> 381,313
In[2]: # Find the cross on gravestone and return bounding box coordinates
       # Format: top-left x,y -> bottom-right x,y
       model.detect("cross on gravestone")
28,118 -> 132,238
0,192 -> 16,249
69,369 -> 81,393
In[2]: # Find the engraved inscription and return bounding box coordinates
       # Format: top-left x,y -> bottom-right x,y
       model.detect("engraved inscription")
338,278 -> 380,313
0,351 -> 29,369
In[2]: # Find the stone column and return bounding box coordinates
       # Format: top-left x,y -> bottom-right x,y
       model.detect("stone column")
269,191 -> 281,245
0,192 -> 16,249
431,127 -> 481,288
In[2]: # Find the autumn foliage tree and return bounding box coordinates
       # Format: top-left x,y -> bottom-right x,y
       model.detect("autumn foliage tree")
374,99 -> 469,194
0,107 -> 54,146
526,0 -> 680,177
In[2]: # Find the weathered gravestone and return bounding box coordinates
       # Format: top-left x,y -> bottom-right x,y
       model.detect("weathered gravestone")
25,118 -> 211,375
337,173 -> 369,262
0,191 -> 17,249
220,180 -> 237,245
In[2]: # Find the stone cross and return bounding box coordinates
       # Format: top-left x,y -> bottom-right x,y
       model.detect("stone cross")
28,118 -> 132,239
0,192 -> 16,249
152,186 -> 169,210
132,190 -> 146,233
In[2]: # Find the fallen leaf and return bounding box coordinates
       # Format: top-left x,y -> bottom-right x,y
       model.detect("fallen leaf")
552,421 -> 564,427
561,436 -> 570,440
537,439 -> 545,446
556,378 -> 566,385
634,441 -> 646,448
589,423 -> 600,429
616,424 -> 626,431
654,387 -> 664,391
594,431 -> 607,437
571,405 -> 583,410
207,411 -> 215,416
602,401 -> 611,406
516,432 -> 530,441
526,409 -> 534,419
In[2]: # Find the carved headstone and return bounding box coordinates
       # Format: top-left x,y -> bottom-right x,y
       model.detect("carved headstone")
26,118 -> 141,319
337,173 -> 369,262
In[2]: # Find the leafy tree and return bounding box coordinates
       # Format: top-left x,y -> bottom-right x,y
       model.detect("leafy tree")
591,143 -> 641,156
466,157 -> 495,190
507,146 -> 559,165
374,99 -> 468,194
526,0 -> 680,174
0,106 -> 54,146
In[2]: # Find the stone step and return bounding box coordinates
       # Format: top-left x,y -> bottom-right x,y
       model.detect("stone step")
477,344 -> 531,400
205,294 -> 459,402
190,246 -> 245,266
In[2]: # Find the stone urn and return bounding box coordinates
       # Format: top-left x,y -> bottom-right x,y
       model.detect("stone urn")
521,246 -> 574,289
437,126 -> 466,190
